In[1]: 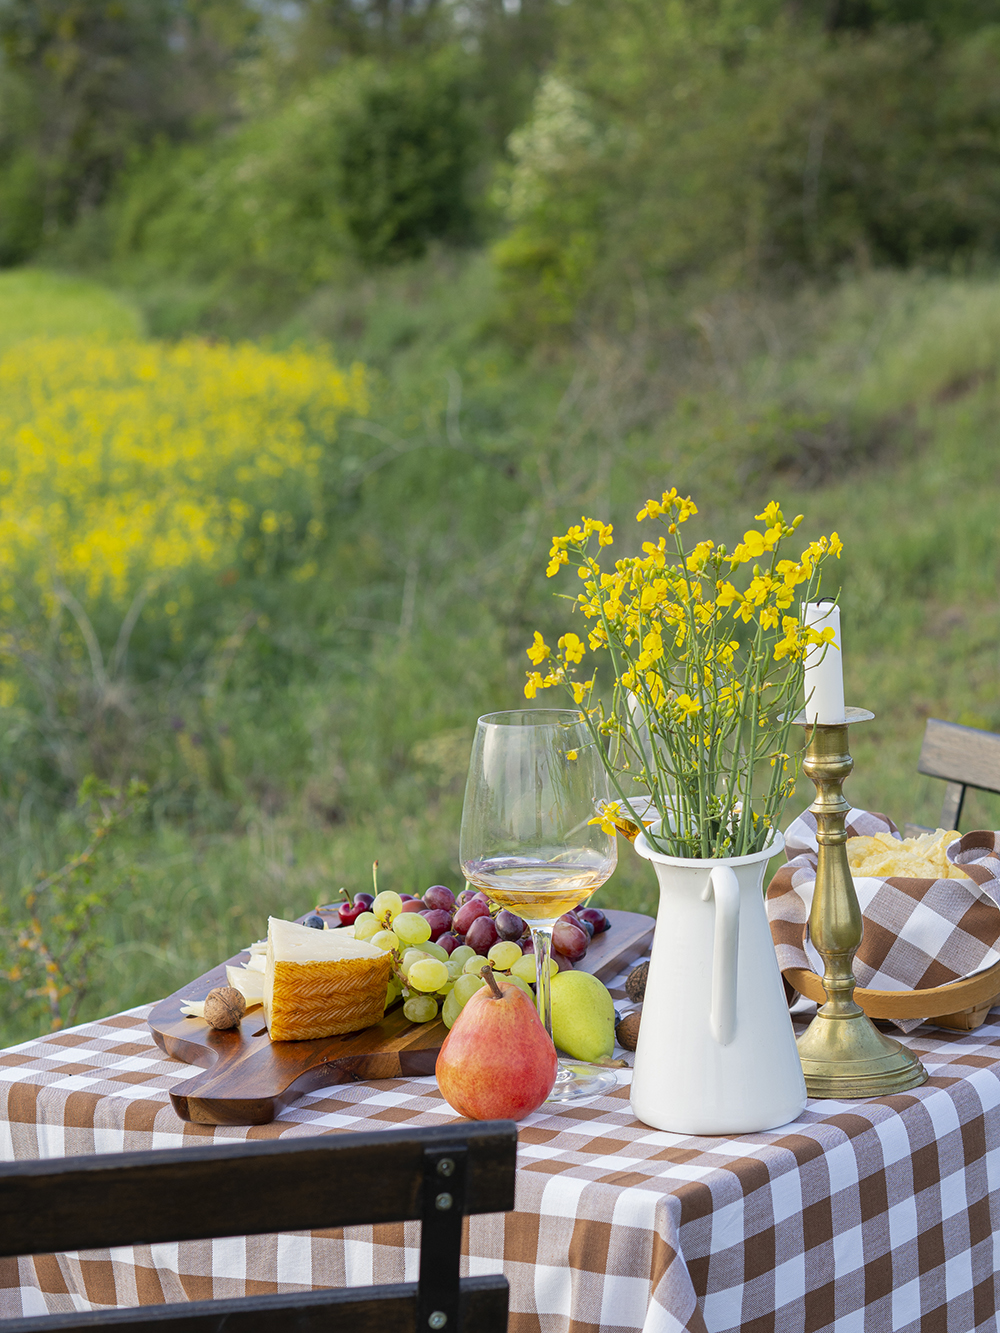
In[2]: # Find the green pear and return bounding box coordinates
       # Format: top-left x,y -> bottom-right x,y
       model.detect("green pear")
550,970 -> 616,1062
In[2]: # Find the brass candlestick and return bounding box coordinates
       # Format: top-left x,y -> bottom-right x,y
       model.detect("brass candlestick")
794,708 -> 928,1098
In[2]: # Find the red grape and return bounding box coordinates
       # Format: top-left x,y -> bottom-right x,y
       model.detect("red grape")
456,888 -> 479,907
421,909 -> 453,941
552,951 -> 574,972
465,916 -> 500,955
577,907 -> 610,934
399,899 -> 427,914
423,885 -> 456,912
436,932 -> 460,955
453,896 -> 491,935
495,909 -> 526,941
552,918 -> 589,963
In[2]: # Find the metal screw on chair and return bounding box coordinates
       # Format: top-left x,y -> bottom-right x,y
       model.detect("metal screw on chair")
434,1192 -> 453,1210
436,1158 -> 454,1177
428,1313 -> 447,1329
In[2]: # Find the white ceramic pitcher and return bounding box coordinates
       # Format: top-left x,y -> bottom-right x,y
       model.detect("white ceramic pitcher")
630,825 -> 806,1135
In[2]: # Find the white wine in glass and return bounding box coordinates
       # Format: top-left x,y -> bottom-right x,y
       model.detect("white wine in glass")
460,709 -> 619,1103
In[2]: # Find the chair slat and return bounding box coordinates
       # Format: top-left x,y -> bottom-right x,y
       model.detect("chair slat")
0,1276 -> 509,1333
902,823 -> 934,838
917,719 -> 1000,795
939,781 -> 965,830
0,1123 -> 516,1260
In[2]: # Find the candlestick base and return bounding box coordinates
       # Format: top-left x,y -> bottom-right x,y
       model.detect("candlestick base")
794,711 -> 927,1100
796,1009 -> 927,1099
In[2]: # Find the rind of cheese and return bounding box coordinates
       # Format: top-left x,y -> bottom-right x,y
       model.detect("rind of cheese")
263,916 -> 391,1042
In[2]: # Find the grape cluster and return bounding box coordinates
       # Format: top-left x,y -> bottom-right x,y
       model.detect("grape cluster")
319,882 -> 611,1030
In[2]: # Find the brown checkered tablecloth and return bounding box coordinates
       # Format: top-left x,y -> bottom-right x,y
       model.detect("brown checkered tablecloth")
1,956 -> 999,1333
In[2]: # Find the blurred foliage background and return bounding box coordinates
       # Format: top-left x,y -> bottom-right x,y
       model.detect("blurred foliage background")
0,0 -> 999,1040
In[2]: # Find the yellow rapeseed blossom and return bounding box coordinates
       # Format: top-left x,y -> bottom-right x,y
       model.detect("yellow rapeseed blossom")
558,632 -> 585,664
0,336 -> 367,612
527,631 -> 551,664
523,488 -> 844,858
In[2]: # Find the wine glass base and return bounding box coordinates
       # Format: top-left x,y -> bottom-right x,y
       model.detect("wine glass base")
546,1060 -> 620,1103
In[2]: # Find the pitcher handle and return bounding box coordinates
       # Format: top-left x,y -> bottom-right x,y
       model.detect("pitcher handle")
701,865 -> 740,1046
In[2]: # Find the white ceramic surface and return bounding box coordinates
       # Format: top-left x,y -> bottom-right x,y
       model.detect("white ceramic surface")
630,826 -> 807,1135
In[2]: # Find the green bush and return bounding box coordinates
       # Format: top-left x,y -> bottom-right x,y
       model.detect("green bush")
336,57 -> 479,263
0,0 -> 254,264
107,52 -> 481,322
493,5 -> 1000,335
0,149 -> 44,266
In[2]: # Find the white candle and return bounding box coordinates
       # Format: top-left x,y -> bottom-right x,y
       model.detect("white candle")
802,601 -> 845,724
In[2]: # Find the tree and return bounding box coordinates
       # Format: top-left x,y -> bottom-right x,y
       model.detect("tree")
0,0 -> 257,261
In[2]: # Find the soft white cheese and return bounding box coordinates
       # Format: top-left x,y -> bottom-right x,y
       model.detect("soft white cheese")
266,915 -> 382,963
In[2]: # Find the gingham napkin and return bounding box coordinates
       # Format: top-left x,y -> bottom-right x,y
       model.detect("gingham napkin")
767,808 -> 1000,1030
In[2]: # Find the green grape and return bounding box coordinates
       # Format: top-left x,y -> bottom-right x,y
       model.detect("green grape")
463,955 -> 491,976
446,955 -> 466,981
488,941 -> 522,972
385,977 -> 403,1009
442,987 -> 463,1029
420,941 -> 449,962
401,948 -> 430,977
394,913 -> 432,947
354,912 -> 380,941
511,953 -> 557,985
403,994 -> 439,1023
438,979 -> 455,997
450,945 -> 476,967
372,929 -> 399,953
504,974 -> 533,999
408,958 -> 449,992
453,973 -> 486,1006
371,891 -> 403,925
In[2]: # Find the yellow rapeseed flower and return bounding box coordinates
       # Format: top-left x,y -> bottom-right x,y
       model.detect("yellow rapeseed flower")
0,335 -> 367,612
527,631 -> 551,665
558,632 -> 585,664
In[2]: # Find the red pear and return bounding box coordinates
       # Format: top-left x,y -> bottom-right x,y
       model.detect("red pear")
436,969 -> 557,1120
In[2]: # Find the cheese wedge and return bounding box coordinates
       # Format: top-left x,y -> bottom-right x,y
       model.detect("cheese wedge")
227,963 -> 265,1006
263,916 -> 392,1042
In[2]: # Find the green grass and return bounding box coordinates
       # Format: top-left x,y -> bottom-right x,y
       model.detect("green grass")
0,269 -> 142,347
2,258 -> 1000,1043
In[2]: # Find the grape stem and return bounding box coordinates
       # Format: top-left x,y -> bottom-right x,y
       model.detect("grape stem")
482,966 -> 504,1000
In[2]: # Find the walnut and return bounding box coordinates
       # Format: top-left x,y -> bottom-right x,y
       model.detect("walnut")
616,1008 -> 641,1051
203,986 -> 246,1030
625,961 -> 648,1004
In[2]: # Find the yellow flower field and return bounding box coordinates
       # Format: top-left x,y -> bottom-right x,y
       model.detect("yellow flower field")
0,336 -> 367,618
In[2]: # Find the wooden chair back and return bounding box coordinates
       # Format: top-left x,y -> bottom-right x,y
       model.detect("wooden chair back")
0,1120 -> 516,1333
908,717 -> 1000,832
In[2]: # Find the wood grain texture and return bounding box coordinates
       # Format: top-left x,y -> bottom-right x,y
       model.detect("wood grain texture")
917,718 -> 1000,796
0,1277 -> 509,1333
0,1121 -> 512,1333
150,908 -> 654,1125
0,1125 -> 516,1257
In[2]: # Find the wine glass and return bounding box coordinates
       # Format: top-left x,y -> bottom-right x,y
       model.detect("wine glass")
459,709 -> 619,1102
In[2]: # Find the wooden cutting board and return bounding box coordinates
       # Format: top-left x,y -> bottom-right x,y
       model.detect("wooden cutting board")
149,908 -> 654,1126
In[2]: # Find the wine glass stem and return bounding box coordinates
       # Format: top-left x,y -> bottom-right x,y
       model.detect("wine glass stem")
532,925 -> 554,1038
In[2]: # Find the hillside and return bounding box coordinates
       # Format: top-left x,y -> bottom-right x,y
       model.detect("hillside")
0,262 -> 997,1041
2,0 -> 1000,1039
